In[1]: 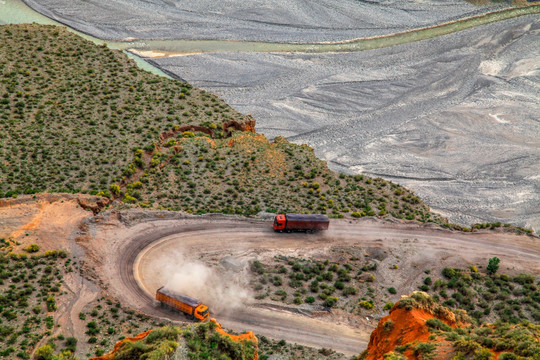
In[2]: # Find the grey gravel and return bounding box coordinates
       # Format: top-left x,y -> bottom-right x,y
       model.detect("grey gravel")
152,16 -> 540,230
21,0 -> 502,42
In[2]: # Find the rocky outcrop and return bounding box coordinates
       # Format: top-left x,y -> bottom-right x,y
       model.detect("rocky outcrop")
360,292 -> 466,360
76,197 -> 111,215
211,318 -> 259,360
223,116 -> 256,135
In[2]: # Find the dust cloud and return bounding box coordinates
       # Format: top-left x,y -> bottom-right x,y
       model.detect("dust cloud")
162,250 -> 251,315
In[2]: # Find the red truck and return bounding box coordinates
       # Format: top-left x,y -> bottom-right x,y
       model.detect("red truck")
273,214 -> 329,233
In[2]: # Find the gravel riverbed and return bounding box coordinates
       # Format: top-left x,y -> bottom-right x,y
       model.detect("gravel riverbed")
21,0 -> 502,42
151,16 -> 540,230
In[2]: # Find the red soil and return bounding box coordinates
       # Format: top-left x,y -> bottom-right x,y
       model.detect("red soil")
89,330 -> 153,360
363,293 -> 461,360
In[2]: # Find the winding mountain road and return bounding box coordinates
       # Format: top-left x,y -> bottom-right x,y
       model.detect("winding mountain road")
96,216 -> 539,355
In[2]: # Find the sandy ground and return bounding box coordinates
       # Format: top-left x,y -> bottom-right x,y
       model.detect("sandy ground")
20,0 -> 500,42
1,198 -> 538,355
0,195 -> 102,356
151,16 -> 540,231
78,211 -> 539,355
0,194 -> 91,251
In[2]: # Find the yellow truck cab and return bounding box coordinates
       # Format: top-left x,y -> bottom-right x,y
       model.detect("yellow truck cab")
194,304 -> 209,321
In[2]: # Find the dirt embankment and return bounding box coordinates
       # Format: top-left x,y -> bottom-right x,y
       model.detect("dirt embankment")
363,292 -> 464,360
88,319 -> 258,360
0,193 -> 96,250
361,291 -> 540,360
89,330 -> 153,360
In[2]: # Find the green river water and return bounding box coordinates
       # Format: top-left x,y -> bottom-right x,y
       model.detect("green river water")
1,0 -> 539,68
0,0 -> 173,77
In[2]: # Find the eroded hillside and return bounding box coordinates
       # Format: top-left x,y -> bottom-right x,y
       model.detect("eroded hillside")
359,292 -> 539,360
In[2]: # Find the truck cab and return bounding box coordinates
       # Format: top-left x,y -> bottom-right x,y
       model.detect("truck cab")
194,304 -> 209,321
273,214 -> 286,231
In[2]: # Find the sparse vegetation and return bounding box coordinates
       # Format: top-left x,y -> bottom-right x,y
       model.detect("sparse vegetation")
257,334 -> 347,360
249,253 -> 380,313
0,24 -> 443,224
0,250 -> 161,359
249,253 -> 539,327
427,265 -> 539,324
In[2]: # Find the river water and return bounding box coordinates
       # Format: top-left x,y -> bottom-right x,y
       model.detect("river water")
0,0 -> 174,78
2,0 -> 537,56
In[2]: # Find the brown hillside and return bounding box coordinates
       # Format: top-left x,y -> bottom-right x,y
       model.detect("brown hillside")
362,292 -> 463,360
359,291 -> 539,360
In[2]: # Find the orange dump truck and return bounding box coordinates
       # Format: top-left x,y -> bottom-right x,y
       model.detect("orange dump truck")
155,286 -> 209,321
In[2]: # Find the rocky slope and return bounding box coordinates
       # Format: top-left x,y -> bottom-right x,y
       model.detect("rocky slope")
359,292 -> 539,360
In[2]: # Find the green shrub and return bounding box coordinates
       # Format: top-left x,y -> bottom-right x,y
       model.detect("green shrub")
323,296 -> 338,308
383,319 -> 394,332
425,318 -> 452,332
35,345 -> 54,360
65,337 -> 77,353
45,316 -> 54,329
413,342 -> 436,356
250,260 -> 265,275
358,301 -> 374,310
110,184 -> 121,196
474,348 -> 494,360
25,244 -> 39,253
383,352 -> 405,360
487,257 -> 500,276
454,339 -> 482,354
443,268 -> 458,279
46,296 -> 57,311
342,286 -> 358,296
388,287 -> 397,294
274,290 -> 287,301
498,353 -> 518,360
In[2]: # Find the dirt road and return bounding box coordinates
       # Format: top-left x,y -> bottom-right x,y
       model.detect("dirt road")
94,215 -> 538,355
